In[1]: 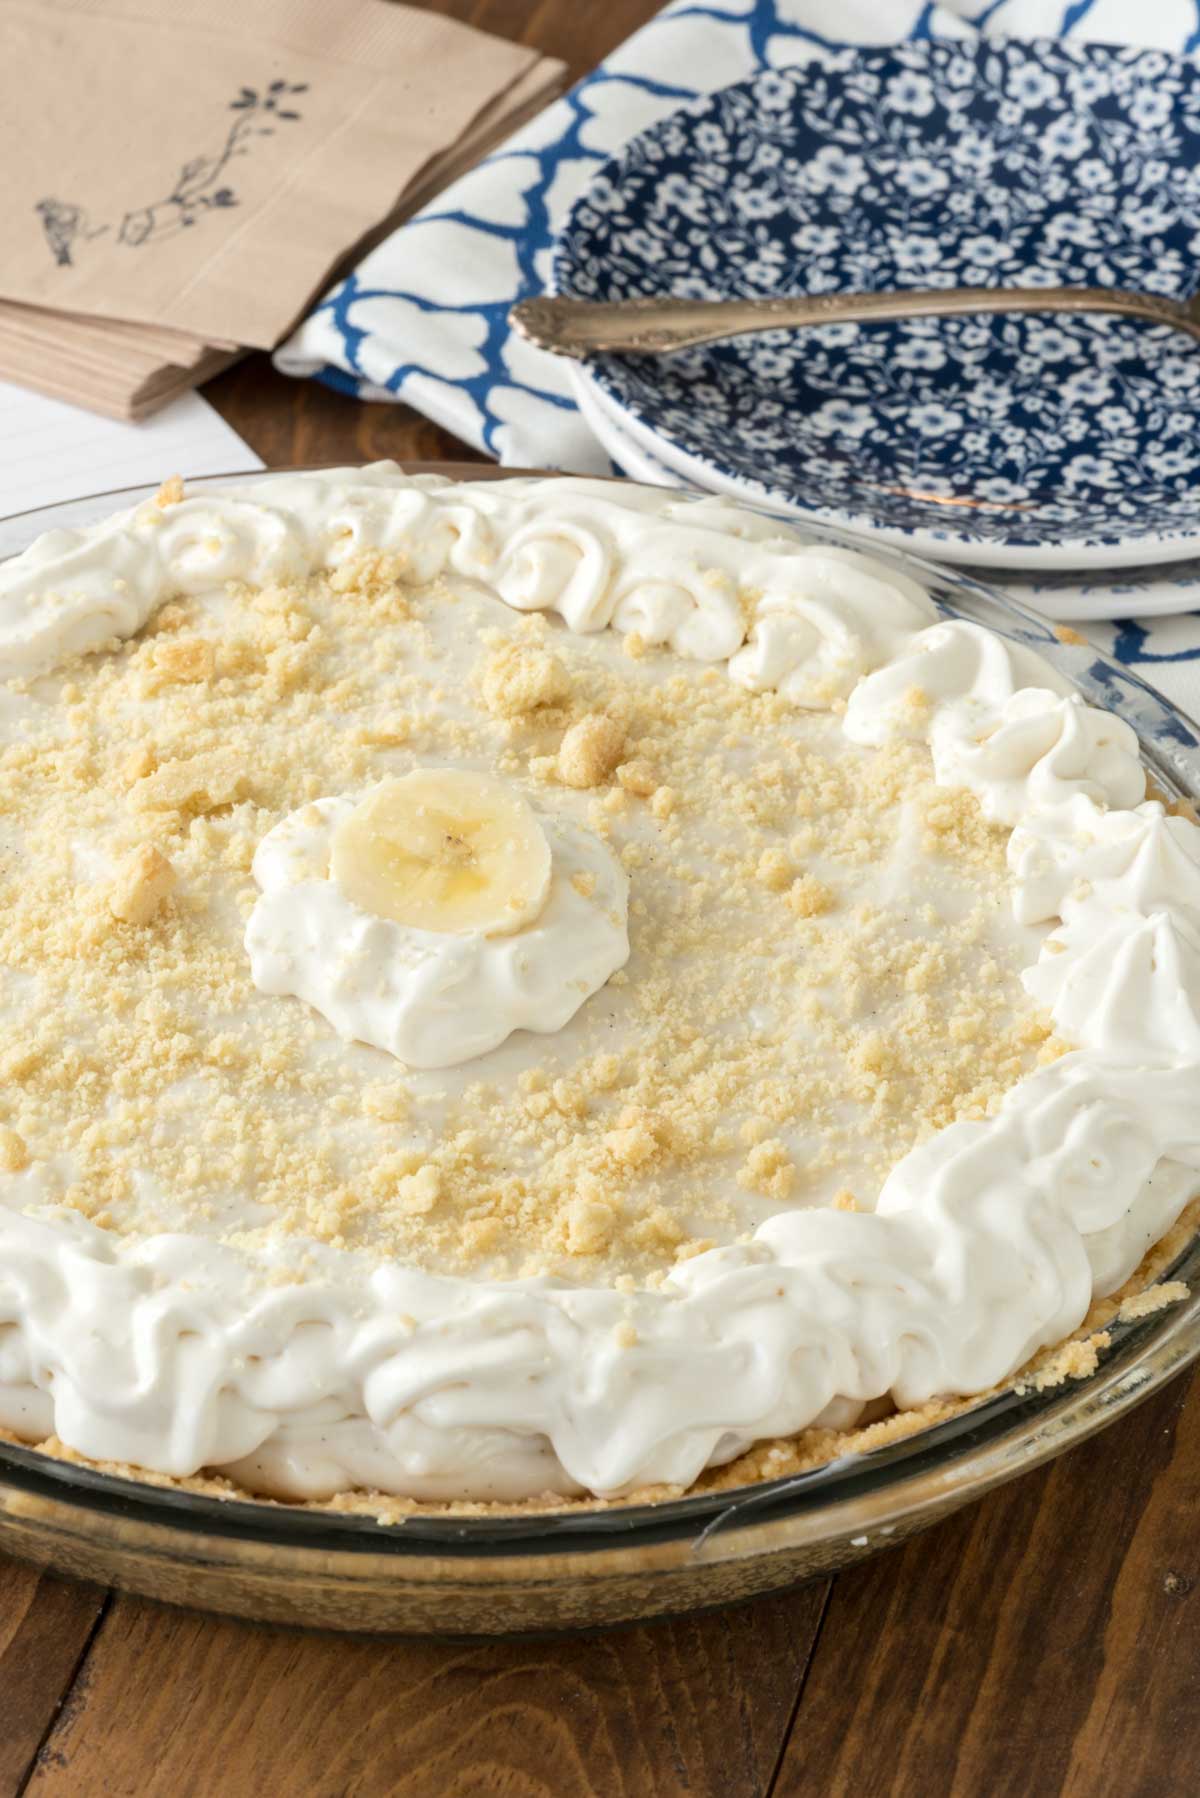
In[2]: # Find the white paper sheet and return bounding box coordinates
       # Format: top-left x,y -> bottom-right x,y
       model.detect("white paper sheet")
0,383 -> 262,517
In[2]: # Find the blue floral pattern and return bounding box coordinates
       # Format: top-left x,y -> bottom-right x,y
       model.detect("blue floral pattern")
556,38 -> 1200,554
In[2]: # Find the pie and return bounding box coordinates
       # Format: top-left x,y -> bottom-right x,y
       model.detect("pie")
0,465 -> 1194,1510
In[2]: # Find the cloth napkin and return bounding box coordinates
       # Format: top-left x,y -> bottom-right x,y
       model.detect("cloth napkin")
277,0 -> 1200,720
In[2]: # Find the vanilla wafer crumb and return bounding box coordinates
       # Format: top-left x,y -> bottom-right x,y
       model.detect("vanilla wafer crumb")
756,847 -> 792,892
154,474 -> 184,509
141,637 -> 215,691
566,1196 -> 617,1255
739,1138 -> 796,1199
786,874 -> 832,918
616,760 -> 656,797
108,845 -> 176,925
478,639 -> 570,718
558,713 -> 625,788
1117,1280 -> 1189,1322
131,749 -> 249,815
0,1127 -> 28,1173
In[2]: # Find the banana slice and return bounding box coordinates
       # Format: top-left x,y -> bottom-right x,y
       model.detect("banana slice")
331,769 -> 552,936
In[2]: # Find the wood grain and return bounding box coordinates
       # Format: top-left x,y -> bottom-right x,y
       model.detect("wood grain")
204,357 -> 481,474
383,0 -> 655,81
772,1370 -> 1200,1798
0,1563 -> 106,1793
23,1584 -> 828,1798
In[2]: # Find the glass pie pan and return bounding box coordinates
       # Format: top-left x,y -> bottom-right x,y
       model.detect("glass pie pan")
1,464 -> 1199,1638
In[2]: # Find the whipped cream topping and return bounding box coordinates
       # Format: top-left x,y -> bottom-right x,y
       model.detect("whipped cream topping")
1013,795 -> 1200,1066
726,546 -> 938,705
842,617 -> 1074,746
0,465 -> 1197,1506
931,688 -> 1146,828
842,619 -> 1145,827
1009,793 -> 1200,926
0,466 -> 930,681
246,796 -> 629,1069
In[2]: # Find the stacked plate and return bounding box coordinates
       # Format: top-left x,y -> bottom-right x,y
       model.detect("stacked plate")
553,38 -> 1200,609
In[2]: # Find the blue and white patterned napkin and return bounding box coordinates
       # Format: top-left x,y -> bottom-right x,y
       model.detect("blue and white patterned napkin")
276,0 -> 1200,718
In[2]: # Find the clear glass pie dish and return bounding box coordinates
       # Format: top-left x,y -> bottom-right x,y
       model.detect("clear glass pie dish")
0,464 -> 1198,1637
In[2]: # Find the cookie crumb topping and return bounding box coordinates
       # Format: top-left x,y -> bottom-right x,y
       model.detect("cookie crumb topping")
107,844 -> 177,926
0,553 -> 1055,1286
558,713 -> 625,788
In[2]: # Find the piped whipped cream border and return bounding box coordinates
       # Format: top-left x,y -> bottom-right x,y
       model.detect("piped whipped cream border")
1,465 -> 1198,1505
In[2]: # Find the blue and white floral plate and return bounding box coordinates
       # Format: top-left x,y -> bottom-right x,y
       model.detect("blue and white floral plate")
555,38 -> 1200,572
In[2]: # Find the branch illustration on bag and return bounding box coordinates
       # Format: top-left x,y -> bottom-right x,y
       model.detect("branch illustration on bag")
34,79 -> 308,266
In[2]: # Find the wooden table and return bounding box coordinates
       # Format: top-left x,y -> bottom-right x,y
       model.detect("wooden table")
4,4 -> 1200,1792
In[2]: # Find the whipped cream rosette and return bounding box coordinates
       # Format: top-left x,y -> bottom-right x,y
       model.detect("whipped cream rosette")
246,775 -> 629,1070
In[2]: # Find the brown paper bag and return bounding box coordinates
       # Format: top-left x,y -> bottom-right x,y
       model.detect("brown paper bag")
2,0 -> 560,349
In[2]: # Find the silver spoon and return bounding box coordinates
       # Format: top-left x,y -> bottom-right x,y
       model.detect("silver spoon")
511,288 -> 1200,358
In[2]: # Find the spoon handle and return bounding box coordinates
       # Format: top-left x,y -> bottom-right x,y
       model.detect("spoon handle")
511,288 -> 1200,357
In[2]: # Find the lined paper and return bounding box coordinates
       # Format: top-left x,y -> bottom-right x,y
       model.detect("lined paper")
0,383 -> 262,517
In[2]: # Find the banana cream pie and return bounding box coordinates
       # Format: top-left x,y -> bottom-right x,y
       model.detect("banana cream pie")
0,466 -> 1196,1507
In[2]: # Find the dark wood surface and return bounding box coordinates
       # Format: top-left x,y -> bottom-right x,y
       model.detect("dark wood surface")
4,3 -> 1200,1793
